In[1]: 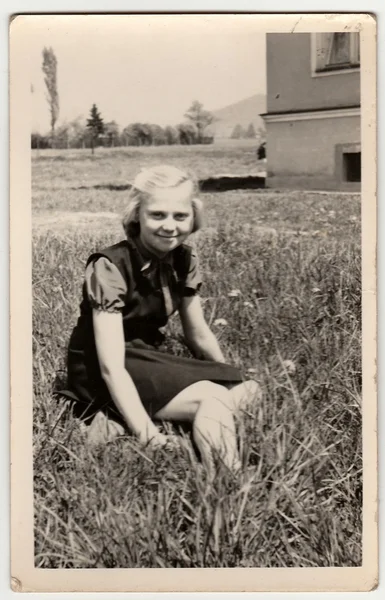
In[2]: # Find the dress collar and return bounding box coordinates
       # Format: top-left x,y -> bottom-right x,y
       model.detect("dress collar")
126,235 -> 174,273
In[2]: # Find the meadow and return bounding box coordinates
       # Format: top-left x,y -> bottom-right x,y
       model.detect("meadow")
32,142 -> 362,568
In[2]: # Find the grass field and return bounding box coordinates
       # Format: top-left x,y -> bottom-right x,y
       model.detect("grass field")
32,143 -> 362,568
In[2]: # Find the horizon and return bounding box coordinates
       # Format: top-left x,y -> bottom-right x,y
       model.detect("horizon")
29,15 -> 266,134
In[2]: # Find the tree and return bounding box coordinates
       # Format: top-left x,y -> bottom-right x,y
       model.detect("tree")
245,123 -> 256,139
164,125 -> 179,145
104,121 -> 120,147
86,104 -> 104,154
184,100 -> 215,144
67,117 -> 88,148
140,123 -> 153,146
121,123 -> 152,146
31,132 -> 50,150
122,124 -> 140,146
230,124 -> 244,139
149,124 -> 166,146
42,47 -> 59,148
55,122 -> 70,149
176,123 -> 197,145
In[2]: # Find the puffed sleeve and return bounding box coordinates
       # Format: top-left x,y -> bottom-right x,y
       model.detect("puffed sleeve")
85,257 -> 127,312
183,250 -> 203,296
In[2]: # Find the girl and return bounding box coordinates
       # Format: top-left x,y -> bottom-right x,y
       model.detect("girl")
62,165 -> 260,474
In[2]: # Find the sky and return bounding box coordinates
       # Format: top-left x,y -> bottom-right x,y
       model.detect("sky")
29,15 -> 266,133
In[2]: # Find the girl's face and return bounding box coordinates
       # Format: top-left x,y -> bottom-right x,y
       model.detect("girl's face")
139,183 -> 194,256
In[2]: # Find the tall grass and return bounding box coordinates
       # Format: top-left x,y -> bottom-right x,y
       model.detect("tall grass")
33,190 -> 362,568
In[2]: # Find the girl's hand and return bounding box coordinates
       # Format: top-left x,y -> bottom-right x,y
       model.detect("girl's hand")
145,432 -> 179,450
180,295 -> 226,363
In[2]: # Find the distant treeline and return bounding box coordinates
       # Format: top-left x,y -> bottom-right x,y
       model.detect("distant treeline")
31,119 -> 215,150
35,47 -> 265,152
230,123 -> 260,140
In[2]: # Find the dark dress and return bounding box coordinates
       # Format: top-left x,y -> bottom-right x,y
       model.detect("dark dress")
61,234 -> 243,421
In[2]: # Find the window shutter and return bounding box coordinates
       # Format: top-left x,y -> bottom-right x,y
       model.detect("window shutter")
315,33 -> 333,71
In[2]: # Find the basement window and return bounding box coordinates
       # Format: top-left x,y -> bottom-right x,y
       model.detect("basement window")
343,152 -> 361,182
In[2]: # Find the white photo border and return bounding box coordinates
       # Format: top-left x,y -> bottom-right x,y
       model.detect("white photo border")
8,9 -> 377,595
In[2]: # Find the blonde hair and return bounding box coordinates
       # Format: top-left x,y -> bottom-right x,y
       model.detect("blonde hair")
122,165 -> 203,238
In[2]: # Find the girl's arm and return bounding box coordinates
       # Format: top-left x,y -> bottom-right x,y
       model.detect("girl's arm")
92,309 -> 160,445
179,295 -> 226,362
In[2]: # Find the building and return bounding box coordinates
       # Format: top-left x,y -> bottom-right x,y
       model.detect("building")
261,33 -> 360,190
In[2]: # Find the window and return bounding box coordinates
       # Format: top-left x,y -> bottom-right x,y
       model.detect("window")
343,152 -> 361,182
335,143 -> 361,186
313,32 -> 360,73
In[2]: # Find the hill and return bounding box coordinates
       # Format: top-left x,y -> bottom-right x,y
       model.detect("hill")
210,94 -> 266,139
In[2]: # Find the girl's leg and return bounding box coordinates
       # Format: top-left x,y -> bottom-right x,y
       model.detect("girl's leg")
154,380 -> 241,476
226,380 -> 262,413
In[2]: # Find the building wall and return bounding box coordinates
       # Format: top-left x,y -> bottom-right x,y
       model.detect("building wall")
266,33 -> 360,114
266,113 -> 360,190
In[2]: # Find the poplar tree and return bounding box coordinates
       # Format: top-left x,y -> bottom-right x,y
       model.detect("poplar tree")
42,47 -> 59,148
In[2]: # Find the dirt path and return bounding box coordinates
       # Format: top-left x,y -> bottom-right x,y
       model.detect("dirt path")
33,211 -> 121,232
